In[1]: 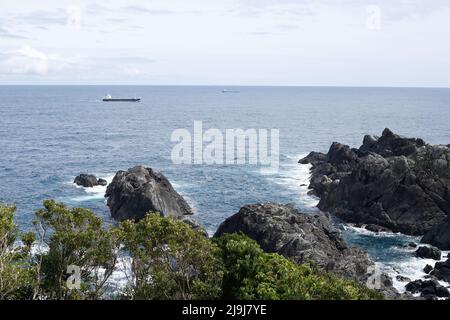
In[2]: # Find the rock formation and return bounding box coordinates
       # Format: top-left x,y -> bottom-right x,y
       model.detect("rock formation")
299,129 -> 450,247
214,203 -> 396,296
415,246 -> 441,260
74,174 -> 107,187
405,279 -> 449,299
105,166 -> 193,221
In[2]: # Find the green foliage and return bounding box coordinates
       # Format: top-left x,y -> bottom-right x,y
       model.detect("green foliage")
117,213 -> 223,300
0,201 -> 384,301
214,233 -> 383,300
34,200 -> 119,300
0,205 -> 35,299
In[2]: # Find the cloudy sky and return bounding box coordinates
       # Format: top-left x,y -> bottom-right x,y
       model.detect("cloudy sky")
1,0 -> 450,86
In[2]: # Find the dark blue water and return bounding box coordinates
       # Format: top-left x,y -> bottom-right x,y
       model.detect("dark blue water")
1,85 -> 449,290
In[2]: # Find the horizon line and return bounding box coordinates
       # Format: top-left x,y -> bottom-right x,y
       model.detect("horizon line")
0,84 -> 450,89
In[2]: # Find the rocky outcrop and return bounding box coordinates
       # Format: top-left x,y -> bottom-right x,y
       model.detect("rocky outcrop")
105,166 -> 193,221
97,178 -> 107,186
214,203 -> 396,296
424,265 -> 433,274
405,279 -> 449,299
74,174 -> 107,188
415,246 -> 441,260
430,259 -> 450,283
422,221 -> 450,250
299,129 -> 450,245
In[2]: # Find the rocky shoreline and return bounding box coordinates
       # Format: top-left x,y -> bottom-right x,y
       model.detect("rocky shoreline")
75,165 -> 397,298
299,128 -> 449,240
299,128 -> 450,299
214,203 -> 397,298
74,130 -> 449,299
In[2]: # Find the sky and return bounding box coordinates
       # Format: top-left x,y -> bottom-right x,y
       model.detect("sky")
0,0 -> 450,86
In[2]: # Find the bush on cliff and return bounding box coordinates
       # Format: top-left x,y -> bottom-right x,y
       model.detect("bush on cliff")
117,212 -> 223,300
0,201 -> 382,300
0,205 -> 35,299
215,233 -> 383,300
33,200 -> 119,300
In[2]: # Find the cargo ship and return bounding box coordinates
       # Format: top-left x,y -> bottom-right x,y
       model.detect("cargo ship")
102,94 -> 141,102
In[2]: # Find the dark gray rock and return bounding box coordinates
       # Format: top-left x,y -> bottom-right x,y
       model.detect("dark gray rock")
415,246 -> 441,260
359,128 -> 425,157
97,178 -> 107,186
431,259 -> 450,283
408,242 -> 418,248
299,129 -> 450,243
365,224 -> 392,233
405,279 -> 449,298
214,203 -> 397,297
105,166 -> 193,221
396,275 -> 411,282
74,174 -> 106,188
424,264 -> 433,274
422,221 -> 450,250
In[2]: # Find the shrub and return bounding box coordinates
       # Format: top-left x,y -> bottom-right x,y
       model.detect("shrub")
34,200 -> 119,299
0,205 -> 35,299
117,213 -> 223,300
0,201 -> 384,301
214,233 -> 383,300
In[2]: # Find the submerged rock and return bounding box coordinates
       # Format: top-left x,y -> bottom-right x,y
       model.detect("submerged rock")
105,166 -> 193,221
299,129 -> 450,245
214,203 -> 396,296
74,174 -> 107,188
396,275 -> 411,282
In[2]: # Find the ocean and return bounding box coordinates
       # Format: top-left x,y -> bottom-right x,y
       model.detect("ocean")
1,85 -> 449,292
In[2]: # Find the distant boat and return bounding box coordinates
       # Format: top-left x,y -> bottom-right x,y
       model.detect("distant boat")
102,94 -> 141,102
221,89 -> 240,93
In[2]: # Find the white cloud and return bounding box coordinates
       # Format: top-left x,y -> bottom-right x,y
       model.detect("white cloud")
122,66 -> 145,76
0,45 -> 75,75
0,0 -> 450,85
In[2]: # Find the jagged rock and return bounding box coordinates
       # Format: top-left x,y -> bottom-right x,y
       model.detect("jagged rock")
431,259 -> 450,283
405,279 -> 449,298
299,129 -> 450,243
422,221 -> 450,250
105,166 -> 193,221
359,128 -> 425,157
74,174 -> 107,188
408,242 -> 418,248
424,264 -> 433,274
365,224 -> 392,233
415,246 -> 441,260
214,203 -> 397,296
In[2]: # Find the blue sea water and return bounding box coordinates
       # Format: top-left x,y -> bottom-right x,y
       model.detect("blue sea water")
0,85 -> 449,290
